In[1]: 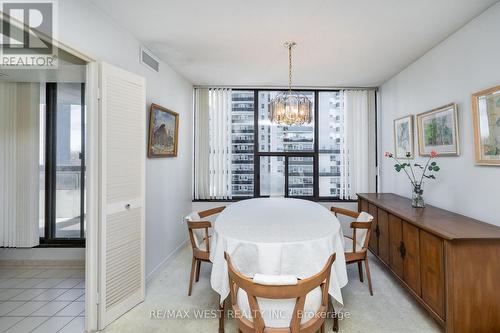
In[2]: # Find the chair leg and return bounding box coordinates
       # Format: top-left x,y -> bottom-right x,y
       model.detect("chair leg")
364,256 -> 373,296
188,257 -> 196,296
329,297 -> 339,332
357,261 -> 363,282
219,296 -> 225,333
332,308 -> 339,332
195,260 -> 201,282
320,321 -> 325,333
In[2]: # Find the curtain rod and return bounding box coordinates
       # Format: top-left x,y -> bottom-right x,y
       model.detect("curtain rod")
193,85 -> 378,91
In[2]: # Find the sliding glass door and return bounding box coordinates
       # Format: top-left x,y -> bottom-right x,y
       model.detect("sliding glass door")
40,82 -> 85,244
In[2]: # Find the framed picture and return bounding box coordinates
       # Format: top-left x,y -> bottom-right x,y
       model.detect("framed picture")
148,103 -> 179,158
417,103 -> 459,156
472,85 -> 500,165
393,115 -> 414,159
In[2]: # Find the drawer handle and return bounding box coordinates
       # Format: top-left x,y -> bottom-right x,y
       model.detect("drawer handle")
125,204 -> 131,210
399,241 -> 406,259
375,225 -> 380,238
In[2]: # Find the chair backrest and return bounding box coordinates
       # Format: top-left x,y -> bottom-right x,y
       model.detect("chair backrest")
185,206 -> 226,252
225,252 -> 335,333
351,211 -> 373,252
331,207 -> 373,253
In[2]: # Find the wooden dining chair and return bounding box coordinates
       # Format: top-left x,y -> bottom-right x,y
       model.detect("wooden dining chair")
224,251 -> 336,333
185,206 -> 226,296
331,207 -> 374,296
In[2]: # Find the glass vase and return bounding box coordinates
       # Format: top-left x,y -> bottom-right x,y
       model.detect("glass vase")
412,183 -> 425,208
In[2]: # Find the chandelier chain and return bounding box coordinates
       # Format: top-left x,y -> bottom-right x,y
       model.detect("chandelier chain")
288,43 -> 292,92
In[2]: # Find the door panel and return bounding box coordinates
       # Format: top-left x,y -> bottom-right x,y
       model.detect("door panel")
420,230 -> 445,319
98,62 -> 146,329
403,221 -> 421,296
377,209 -> 390,264
368,203 -> 378,254
388,214 -> 403,278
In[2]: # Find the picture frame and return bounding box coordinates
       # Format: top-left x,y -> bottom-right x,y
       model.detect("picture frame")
148,103 -> 179,158
417,103 -> 460,156
393,115 -> 414,159
472,85 -> 500,165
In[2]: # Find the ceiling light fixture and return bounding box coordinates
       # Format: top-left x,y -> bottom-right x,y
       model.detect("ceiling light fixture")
269,41 -> 312,126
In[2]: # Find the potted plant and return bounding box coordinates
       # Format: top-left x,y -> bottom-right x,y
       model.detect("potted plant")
384,151 -> 440,208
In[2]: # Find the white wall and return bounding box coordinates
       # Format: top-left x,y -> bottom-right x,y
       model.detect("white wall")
58,0 -> 194,277
379,2 -> 500,226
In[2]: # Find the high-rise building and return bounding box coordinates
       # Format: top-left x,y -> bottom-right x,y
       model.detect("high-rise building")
230,90 -> 343,198
231,91 -> 254,197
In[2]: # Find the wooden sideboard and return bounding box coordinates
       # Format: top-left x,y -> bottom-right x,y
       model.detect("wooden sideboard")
357,193 -> 500,333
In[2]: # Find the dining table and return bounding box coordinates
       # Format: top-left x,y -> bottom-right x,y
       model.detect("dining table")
209,197 -> 348,307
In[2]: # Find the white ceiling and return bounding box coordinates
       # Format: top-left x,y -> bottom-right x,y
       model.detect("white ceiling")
90,0 -> 498,87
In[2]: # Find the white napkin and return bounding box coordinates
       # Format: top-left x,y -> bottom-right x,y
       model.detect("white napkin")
253,274 -> 298,286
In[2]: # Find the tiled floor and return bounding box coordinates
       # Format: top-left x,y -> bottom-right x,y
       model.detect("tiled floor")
0,265 -> 84,333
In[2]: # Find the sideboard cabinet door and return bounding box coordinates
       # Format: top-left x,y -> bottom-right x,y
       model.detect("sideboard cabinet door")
388,214 -> 404,278
377,209 -> 390,264
403,221 -> 421,296
368,203 -> 379,254
420,230 -> 445,319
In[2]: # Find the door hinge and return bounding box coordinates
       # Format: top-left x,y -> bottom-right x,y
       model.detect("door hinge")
97,88 -> 102,101
96,292 -> 100,305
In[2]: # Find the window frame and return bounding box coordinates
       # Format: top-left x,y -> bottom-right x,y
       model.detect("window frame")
193,88 -> 377,203
39,82 -> 86,247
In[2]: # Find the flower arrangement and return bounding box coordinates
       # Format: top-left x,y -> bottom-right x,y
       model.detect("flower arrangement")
384,150 -> 440,207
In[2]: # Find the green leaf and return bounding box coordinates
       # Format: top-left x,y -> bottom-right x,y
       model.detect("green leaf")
428,166 -> 433,171
433,166 -> 440,171
431,162 -> 436,166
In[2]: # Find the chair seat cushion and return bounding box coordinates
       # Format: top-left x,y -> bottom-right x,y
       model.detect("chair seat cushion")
236,286 -> 322,328
344,236 -> 363,252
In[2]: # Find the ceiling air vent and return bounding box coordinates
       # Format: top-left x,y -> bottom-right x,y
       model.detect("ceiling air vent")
140,47 -> 160,72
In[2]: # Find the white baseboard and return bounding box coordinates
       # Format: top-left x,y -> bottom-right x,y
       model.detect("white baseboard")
0,248 -> 85,261
146,238 -> 188,286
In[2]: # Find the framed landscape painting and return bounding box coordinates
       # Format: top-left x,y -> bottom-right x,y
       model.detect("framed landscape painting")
472,85 -> 500,165
148,103 -> 179,158
417,103 -> 459,156
394,115 -> 414,158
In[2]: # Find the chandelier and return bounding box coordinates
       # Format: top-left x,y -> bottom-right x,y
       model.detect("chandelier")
269,41 -> 313,126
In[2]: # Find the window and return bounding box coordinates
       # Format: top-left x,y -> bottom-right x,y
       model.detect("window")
40,83 -> 86,244
231,91 -> 254,198
194,88 -> 375,201
318,91 -> 343,197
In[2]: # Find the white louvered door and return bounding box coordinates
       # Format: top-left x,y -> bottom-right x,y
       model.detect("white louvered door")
98,63 -> 146,329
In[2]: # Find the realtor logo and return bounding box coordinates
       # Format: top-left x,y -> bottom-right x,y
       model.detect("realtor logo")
1,0 -> 58,68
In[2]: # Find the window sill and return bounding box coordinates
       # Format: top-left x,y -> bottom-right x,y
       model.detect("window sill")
192,197 -> 358,203
37,238 -> 85,248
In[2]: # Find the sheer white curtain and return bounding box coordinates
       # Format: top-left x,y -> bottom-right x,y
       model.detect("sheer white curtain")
0,82 -> 40,247
340,90 -> 376,200
194,88 -> 232,199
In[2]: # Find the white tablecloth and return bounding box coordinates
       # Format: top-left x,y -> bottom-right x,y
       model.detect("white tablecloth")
210,198 -> 348,306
